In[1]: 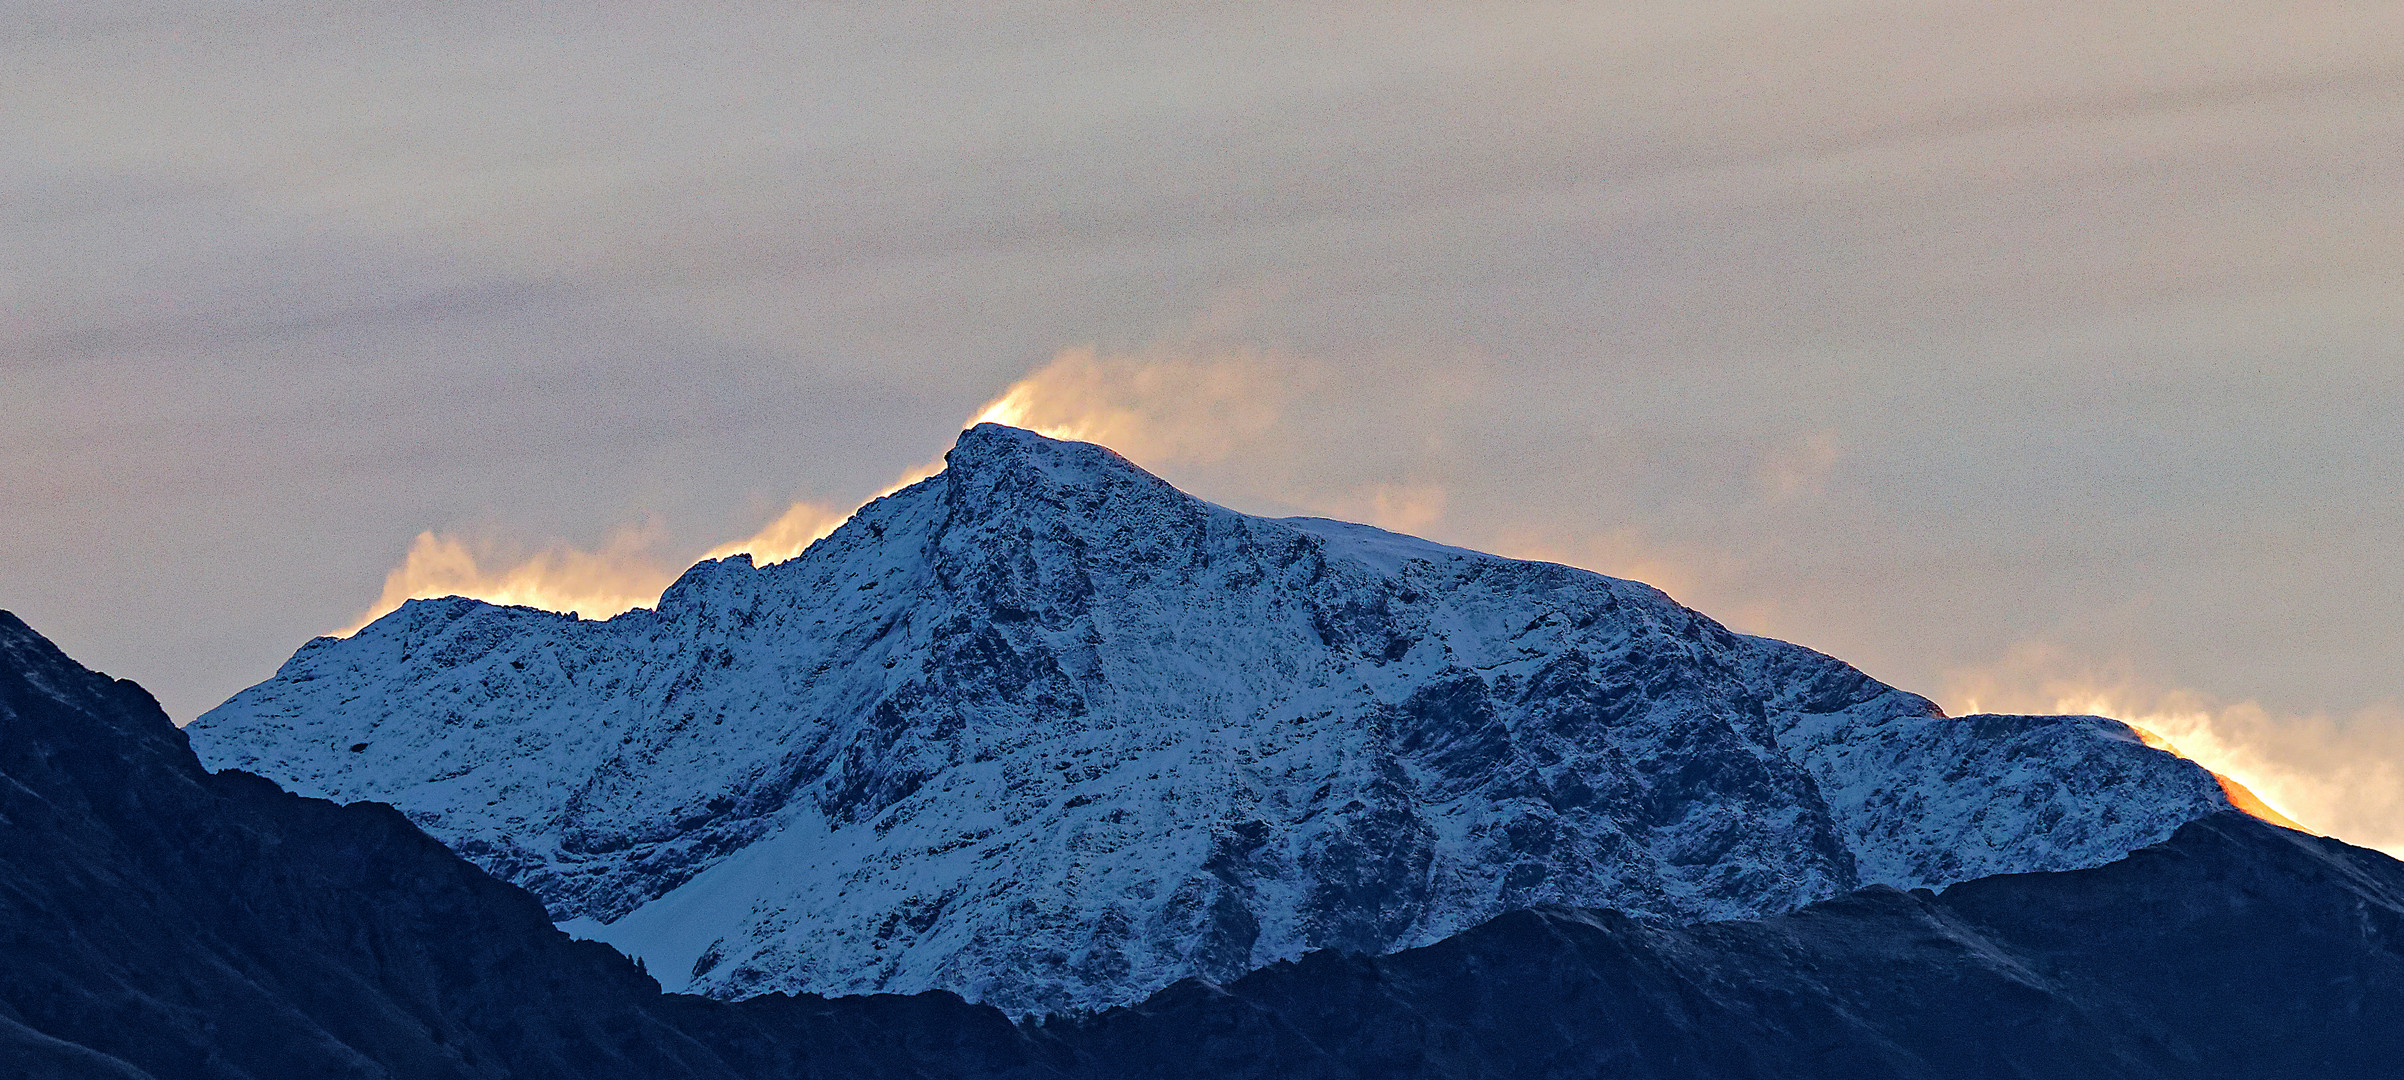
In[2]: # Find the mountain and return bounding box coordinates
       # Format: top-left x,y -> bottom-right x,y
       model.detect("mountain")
8,609 -> 2404,1078
1051,810 -> 2404,1080
188,424 -> 2236,1012
0,609 -> 1036,1079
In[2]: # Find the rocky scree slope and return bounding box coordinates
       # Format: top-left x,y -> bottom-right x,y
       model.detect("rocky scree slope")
189,424 -> 2236,1013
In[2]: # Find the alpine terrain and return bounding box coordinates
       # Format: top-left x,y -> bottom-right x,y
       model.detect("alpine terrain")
12,607 -> 2404,1079
189,424 -> 2239,1013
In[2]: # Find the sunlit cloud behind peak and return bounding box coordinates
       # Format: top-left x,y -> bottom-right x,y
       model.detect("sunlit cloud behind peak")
699,501 -> 848,567
1946,643 -> 2404,857
9,0 -> 2399,811
969,344 -> 1312,466
345,527 -> 683,635
343,342 -> 1322,631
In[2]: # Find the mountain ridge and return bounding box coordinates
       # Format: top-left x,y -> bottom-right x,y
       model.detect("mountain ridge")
9,609 -> 2402,1078
0,607 -> 1042,1080
1053,809 -> 2404,1079
189,423 -> 2237,1012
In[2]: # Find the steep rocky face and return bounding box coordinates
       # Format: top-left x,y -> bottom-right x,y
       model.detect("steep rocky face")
0,609 -> 1041,1080
188,424 -> 2235,1012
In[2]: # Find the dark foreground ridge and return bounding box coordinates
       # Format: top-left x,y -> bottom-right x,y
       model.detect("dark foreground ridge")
6,608 -> 2403,1078
1082,808 -> 2404,1078
0,610 -> 1033,1080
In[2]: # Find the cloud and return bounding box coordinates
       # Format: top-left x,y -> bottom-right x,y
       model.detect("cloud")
344,525 -> 683,634
1944,643 -> 2404,856
333,342 -> 1310,633
970,344 -> 1315,467
344,504 -> 853,638
700,501 -> 848,566
16,0 -> 2404,739
1755,430 -> 1843,502
1487,524 -> 1702,603
340,340 -> 1320,631
682,339 -> 1319,574
960,340 -> 1496,546
1328,482 -> 1449,535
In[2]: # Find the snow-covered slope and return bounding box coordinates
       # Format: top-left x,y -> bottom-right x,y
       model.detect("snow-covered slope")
188,424 -> 2234,1013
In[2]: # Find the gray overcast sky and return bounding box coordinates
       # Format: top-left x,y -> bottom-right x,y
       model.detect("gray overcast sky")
6,2 -> 2402,843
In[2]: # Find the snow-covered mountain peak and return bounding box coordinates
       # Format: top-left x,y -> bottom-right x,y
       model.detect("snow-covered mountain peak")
188,424 -> 2236,1013
945,420 -> 1163,495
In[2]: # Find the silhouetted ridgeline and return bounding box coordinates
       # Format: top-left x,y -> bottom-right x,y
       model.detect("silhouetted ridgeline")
5,608 -> 2402,1078
0,609 -> 1033,1080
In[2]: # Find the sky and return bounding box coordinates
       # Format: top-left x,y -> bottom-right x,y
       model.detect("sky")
6,2 -> 2401,847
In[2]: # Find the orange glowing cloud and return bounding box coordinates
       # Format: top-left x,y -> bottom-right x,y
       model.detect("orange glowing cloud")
2114,722 -> 2307,832
1489,524 -> 1720,608
340,344 -> 1300,633
346,502 -> 854,638
960,341 -> 1470,537
1945,643 -> 2404,856
969,344 -> 1312,466
700,501 -> 848,566
340,338 -> 1358,638
1319,482 -> 1449,535
343,526 -> 683,634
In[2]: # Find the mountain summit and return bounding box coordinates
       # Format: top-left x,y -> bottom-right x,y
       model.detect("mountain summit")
189,424 -> 2235,1012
